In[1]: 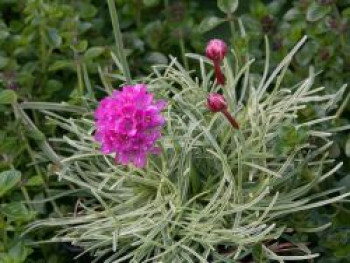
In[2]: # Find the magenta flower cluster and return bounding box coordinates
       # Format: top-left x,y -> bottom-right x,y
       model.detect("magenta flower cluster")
94,84 -> 166,168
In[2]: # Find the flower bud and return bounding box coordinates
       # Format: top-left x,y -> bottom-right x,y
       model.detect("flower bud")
205,39 -> 228,62
207,93 -> 240,129
207,93 -> 227,112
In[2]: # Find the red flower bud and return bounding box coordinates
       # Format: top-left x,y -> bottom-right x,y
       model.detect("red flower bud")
207,93 -> 227,112
207,93 -> 240,129
205,39 -> 228,62
206,39 -> 228,85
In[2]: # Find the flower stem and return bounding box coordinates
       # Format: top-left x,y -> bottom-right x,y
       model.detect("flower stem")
228,13 -> 235,43
222,109 -> 239,129
107,0 -> 132,84
214,61 -> 226,85
179,29 -> 189,70
76,60 -> 84,97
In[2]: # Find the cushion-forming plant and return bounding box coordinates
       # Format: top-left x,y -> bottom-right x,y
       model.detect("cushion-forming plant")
25,35 -> 350,262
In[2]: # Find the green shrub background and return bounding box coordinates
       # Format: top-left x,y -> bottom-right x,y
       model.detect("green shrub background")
0,0 -> 349,262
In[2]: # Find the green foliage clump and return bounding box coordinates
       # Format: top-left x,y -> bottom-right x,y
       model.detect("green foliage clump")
26,34 -> 349,261
1,0 -> 350,261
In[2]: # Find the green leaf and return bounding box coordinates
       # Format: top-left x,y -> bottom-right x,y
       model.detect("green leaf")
334,244 -> 350,258
217,0 -> 239,14
0,170 -> 21,197
1,202 -> 36,222
144,52 -> 168,65
275,125 -> 309,155
267,0 -> 287,15
296,41 -> 317,66
77,22 -> 92,34
72,40 -> 89,53
296,126 -> 309,143
342,7 -> 350,18
8,242 -> 33,262
0,30 -> 9,41
143,0 -> 160,7
337,174 -> 350,193
46,28 -> 62,48
0,55 -> 9,69
198,16 -> 225,33
46,79 -> 63,92
250,1 -> 268,18
26,175 -> 44,187
284,8 -> 301,21
252,244 -> 267,262
80,3 -> 98,19
306,1 -> 332,22
25,128 -> 45,141
345,136 -> 350,157
49,60 -> 74,71
84,46 -> 105,60
190,165 -> 200,195
0,90 -> 17,105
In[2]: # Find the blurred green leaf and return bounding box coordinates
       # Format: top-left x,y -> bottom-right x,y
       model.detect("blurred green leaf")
143,0 -> 160,8
217,0 -> 238,14
342,7 -> 350,18
250,1 -> 268,18
189,165 -> 200,195
79,3 -> 98,19
336,174 -> 350,193
144,52 -> 168,65
335,244 -> 350,258
267,0 -> 287,15
0,90 -> 17,105
345,136 -> 350,157
0,56 -> 9,69
0,170 -> 21,197
72,40 -> 89,53
25,129 -> 45,141
198,16 -> 225,33
296,41 -> 317,66
84,46 -> 105,60
0,30 -> 9,41
46,28 -> 62,48
1,202 -> 36,222
46,79 -> 63,93
306,1 -> 332,22
275,125 -> 309,155
26,175 -> 44,187
284,8 -> 301,21
48,60 -> 74,72
8,242 -> 33,262
252,244 -> 267,262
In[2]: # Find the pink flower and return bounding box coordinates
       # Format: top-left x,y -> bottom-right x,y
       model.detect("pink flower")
205,39 -> 228,85
207,93 -> 227,112
94,84 -> 166,168
205,39 -> 228,62
206,93 -> 239,129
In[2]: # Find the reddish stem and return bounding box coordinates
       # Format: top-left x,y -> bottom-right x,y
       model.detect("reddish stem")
222,109 -> 240,129
214,61 -> 225,85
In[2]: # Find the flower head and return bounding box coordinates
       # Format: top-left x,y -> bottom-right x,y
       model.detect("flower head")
207,93 -> 227,112
207,93 -> 240,129
205,39 -> 228,62
205,39 -> 228,85
94,84 -> 166,168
